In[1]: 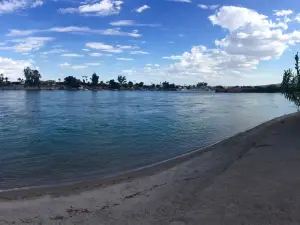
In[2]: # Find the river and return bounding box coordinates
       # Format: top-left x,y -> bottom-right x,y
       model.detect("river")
0,91 -> 296,190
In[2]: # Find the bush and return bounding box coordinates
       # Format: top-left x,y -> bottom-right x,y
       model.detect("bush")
281,52 -> 300,107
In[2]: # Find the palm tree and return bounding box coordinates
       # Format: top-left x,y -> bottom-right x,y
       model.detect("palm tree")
24,67 -> 33,87
81,76 -> 87,84
32,70 -> 41,87
117,75 -> 127,87
58,78 -> 61,83
18,78 -> 21,83
0,74 -> 3,87
91,73 -> 99,86
4,77 -> 8,83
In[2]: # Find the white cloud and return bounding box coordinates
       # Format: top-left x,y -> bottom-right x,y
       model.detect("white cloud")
162,55 -> 182,60
61,53 -> 84,57
169,0 -> 192,3
82,48 -> 90,52
130,50 -> 149,55
210,6 -> 300,58
122,69 -> 135,74
59,62 -> 71,67
49,26 -> 89,33
99,28 -> 141,37
7,26 -> 141,38
110,20 -> 134,26
86,42 -> 124,53
117,58 -> 134,61
166,46 -> 261,81
168,0 -> 192,3
209,6 -> 268,32
0,57 -> 33,81
109,20 -> 160,27
59,0 -> 123,16
42,48 -> 67,55
164,6 -> 300,83
273,9 -> 293,17
89,52 -> 103,57
198,4 -> 219,10
236,32 -> 249,38
7,29 -> 38,37
85,62 -> 101,66
295,14 -> 300,22
0,0 -> 44,14
116,45 -> 138,49
31,0 -> 43,8
0,37 -> 53,52
59,62 -> 87,70
136,5 -> 150,13
70,65 -> 88,70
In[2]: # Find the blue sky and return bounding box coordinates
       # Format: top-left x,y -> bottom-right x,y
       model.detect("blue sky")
0,0 -> 300,85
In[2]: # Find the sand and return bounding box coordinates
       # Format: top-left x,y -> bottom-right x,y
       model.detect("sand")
1,112 -> 300,225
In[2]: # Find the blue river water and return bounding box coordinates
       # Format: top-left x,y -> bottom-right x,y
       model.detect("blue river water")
0,91 -> 296,190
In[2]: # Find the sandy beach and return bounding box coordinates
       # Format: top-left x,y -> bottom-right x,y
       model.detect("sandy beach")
1,112 -> 300,224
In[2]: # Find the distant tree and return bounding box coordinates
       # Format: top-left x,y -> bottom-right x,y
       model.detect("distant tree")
139,82 -> 144,88
17,78 -> 21,83
215,85 -> 224,89
24,67 -> 41,87
99,81 -> 105,87
169,83 -> 176,89
64,76 -> 80,88
197,82 -> 208,88
108,79 -> 120,89
4,77 -> 8,83
156,84 -> 160,88
0,74 -> 4,86
151,84 -> 155,89
58,78 -> 61,83
91,73 -> 99,86
128,81 -> 133,88
82,76 -> 87,84
162,81 -> 169,89
117,75 -> 127,86
32,70 -> 41,87
282,52 -> 300,107
44,80 -> 56,87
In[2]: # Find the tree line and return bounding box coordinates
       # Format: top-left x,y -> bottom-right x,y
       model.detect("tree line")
0,67 -> 209,90
58,74 -> 208,90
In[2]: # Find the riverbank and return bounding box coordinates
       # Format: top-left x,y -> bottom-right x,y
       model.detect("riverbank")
1,112 -> 300,224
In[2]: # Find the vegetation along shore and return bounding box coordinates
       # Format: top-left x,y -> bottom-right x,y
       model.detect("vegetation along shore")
0,67 -> 281,93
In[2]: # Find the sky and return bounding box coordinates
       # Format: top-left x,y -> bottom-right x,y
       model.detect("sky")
0,0 -> 300,86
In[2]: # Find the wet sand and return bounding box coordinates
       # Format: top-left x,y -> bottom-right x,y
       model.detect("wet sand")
1,112 -> 300,224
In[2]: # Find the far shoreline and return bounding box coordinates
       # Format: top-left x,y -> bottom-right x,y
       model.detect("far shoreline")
0,88 -> 282,93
